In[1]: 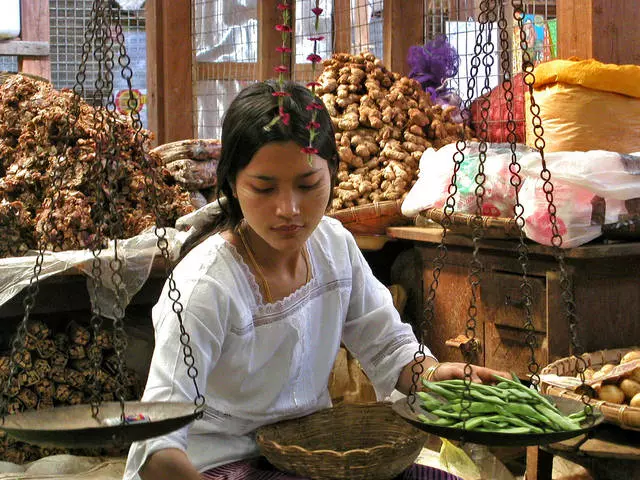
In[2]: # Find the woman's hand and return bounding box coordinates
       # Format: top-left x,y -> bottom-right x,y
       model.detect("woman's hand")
431,362 -> 510,384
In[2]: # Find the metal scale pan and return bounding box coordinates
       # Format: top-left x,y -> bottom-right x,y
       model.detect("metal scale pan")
392,396 -> 604,447
0,401 -> 197,449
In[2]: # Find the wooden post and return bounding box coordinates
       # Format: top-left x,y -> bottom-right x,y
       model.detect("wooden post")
146,0 -> 193,145
557,0 -> 640,65
383,0 -> 424,75
258,0 -> 286,81
333,0 -> 352,54
18,0 -> 50,79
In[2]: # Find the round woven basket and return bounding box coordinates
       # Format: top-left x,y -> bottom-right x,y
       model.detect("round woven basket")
149,138 -> 221,165
541,346 -> 640,432
329,199 -> 409,236
256,402 -> 427,480
419,208 -> 521,239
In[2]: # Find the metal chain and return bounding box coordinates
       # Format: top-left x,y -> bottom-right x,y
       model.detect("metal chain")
109,4 -> 205,416
497,2 -> 539,388
511,0 -> 591,417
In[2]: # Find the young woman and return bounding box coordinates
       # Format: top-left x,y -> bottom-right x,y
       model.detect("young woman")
124,80 -> 502,480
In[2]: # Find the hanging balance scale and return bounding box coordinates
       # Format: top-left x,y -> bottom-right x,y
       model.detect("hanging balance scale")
392,0 -> 604,446
0,0 -> 203,449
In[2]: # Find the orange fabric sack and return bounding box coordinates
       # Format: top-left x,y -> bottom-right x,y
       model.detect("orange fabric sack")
525,58 -> 640,153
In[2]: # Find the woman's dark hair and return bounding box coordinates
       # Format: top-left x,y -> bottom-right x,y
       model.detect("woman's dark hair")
215,80 -> 338,231
178,80 -> 338,258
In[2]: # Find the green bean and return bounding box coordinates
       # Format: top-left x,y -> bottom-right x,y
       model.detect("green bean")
421,380 -> 460,401
476,426 -> 533,434
534,404 -> 580,431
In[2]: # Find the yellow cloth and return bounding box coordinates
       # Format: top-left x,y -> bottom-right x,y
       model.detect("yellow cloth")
534,58 -> 640,99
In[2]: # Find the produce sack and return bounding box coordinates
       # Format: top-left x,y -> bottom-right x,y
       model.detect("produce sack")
525,58 -> 640,153
519,150 -> 640,248
470,72 -> 526,144
401,142 -> 533,218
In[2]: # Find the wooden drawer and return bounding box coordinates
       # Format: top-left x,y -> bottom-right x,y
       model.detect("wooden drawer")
481,271 -> 546,333
484,322 -> 548,379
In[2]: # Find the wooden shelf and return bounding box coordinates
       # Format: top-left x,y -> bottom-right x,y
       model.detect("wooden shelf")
386,226 -> 640,259
0,40 -> 49,56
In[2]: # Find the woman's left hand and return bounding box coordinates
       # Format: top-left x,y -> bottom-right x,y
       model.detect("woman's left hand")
431,362 -> 510,384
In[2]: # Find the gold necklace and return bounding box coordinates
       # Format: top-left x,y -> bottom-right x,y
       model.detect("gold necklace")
237,222 -> 311,303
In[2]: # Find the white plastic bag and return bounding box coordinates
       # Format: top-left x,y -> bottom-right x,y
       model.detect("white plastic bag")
402,142 -> 533,218
520,150 -> 640,200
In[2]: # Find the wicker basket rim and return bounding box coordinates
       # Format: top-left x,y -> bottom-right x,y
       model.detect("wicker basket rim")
541,346 -> 640,431
329,199 -> 405,224
421,207 -> 519,228
256,402 -> 424,456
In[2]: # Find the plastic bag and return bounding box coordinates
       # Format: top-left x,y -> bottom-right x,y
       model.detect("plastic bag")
402,142 -> 533,218
520,150 -> 640,200
519,150 -> 640,248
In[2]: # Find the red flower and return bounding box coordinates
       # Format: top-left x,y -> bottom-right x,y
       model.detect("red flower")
306,81 -> 321,89
301,146 -> 319,155
275,24 -> 292,32
309,35 -> 325,42
306,121 -> 321,130
274,65 -> 290,73
306,54 -> 322,63
279,107 -> 291,126
272,91 -> 291,97
305,102 -> 324,111
275,46 -> 292,53
311,7 -> 323,16
276,2 -> 290,10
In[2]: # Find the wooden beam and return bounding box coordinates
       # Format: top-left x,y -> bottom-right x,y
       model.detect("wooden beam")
258,0 -> 286,81
383,0 -> 424,74
557,0 -> 640,65
333,0 -> 352,54
0,40 -> 49,56
18,0 -> 50,80
196,62 -> 258,81
146,0 -> 193,145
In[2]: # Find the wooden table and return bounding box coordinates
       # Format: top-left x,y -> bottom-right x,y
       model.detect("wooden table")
528,423 -> 640,480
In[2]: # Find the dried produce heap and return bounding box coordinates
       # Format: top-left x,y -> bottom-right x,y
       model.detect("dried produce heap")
317,52 -> 473,212
0,74 -> 194,258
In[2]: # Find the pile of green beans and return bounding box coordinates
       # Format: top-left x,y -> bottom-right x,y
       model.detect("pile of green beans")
416,374 -> 585,433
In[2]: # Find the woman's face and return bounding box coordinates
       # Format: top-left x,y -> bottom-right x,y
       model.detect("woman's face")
234,141 -> 331,252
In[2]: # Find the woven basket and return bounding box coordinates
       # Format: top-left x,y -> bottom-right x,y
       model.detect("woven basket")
417,208 -> 521,239
541,346 -> 640,432
149,138 -> 221,165
329,199 -> 409,236
256,402 -> 427,480
0,71 -> 50,85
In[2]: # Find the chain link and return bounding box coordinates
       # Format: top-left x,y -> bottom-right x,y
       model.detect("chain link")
495,2 -> 540,388
511,0 -> 591,418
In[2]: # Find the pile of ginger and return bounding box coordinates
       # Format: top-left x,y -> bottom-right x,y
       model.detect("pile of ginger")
317,52 -> 473,212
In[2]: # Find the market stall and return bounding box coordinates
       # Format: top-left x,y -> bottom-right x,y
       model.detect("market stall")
0,1 -> 639,480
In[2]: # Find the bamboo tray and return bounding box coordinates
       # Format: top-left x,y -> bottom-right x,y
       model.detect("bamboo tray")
541,347 -> 640,432
329,199 -> 410,236
418,208 -> 521,239
150,138 -> 221,165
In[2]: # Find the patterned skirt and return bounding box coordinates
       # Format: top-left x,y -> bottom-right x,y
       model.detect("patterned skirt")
201,457 -> 462,480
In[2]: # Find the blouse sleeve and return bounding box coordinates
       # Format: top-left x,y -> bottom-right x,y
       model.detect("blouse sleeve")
339,229 -> 436,399
123,259 -> 231,480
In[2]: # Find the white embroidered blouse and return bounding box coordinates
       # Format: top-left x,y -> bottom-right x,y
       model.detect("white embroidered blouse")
123,216 -> 432,479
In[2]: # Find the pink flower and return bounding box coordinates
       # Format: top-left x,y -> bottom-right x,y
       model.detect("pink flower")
275,24 -> 292,32
306,81 -> 321,89
272,91 -> 291,97
311,7 -> 323,16
279,107 -> 290,126
274,65 -> 289,73
306,121 -> 321,130
308,35 -> 325,41
305,102 -> 324,111
275,46 -> 292,53
307,53 -> 322,63
301,146 -> 319,155
276,2 -> 290,10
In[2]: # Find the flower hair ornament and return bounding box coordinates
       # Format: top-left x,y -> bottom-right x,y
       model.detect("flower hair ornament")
264,1 -> 325,164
